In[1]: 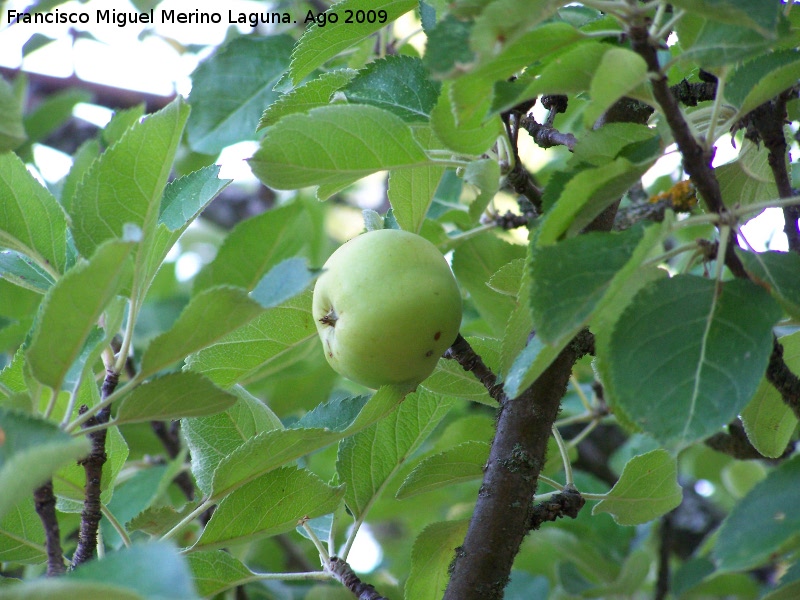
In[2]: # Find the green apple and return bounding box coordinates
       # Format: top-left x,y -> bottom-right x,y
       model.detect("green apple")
312,229 -> 462,389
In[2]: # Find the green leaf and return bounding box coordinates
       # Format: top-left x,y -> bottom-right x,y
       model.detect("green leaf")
592,449 -> 682,525
430,81 -> 502,155
520,41 -> 609,100
186,551 -> 254,598
103,104 -> 145,148
342,55 -> 441,122
422,337 -> 500,405
0,151 -> 67,274
676,16 -> 779,68
187,36 -> 294,154
69,97 -> 190,258
26,240 -> 132,390
0,497 -> 45,564
470,0 -> 563,54
0,581 -> 142,599
185,289 -> 318,388
159,165 -> 231,232
571,123 -> 660,167
740,331 -> 800,458
487,258 -> 524,296
250,257 -> 319,309
60,139 -> 99,212
194,201 -> 311,293
258,69 -> 356,130
503,336 -> 570,400
537,158 -> 649,246
295,394 -> 369,431
423,13 -> 475,78
140,286 -> 264,379
209,385 -> 405,500
249,105 -> 428,192
115,372 -> 236,425
0,77 -> 26,151
337,390 -> 453,518
406,520 -> 470,600
715,455 -> 800,572
464,158 -> 501,220
531,227 -> 645,346
22,88 -> 91,146
67,541 -> 198,599
0,408 -> 91,520
102,464 -> 171,548
585,48 -> 649,127
452,21 -> 585,122
422,360 -> 493,405
289,0 -> 417,84
607,276 -> 781,447
669,0 -> 780,37
726,50 -> 800,118
387,127 -> 445,234
396,441 -> 488,499
0,250 -> 56,293
736,249 -> 800,320
452,235 -> 525,333
716,139 -> 778,208
182,386 -> 284,496
194,467 -> 343,551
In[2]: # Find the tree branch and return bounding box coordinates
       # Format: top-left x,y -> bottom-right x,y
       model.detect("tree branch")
528,486 -> 585,530
743,90 -> 800,253
519,115 -> 577,151
705,420 -> 769,460
327,557 -> 389,600
766,337 -> 800,422
443,330 -> 593,600
444,334 -> 506,404
501,105 -> 544,212
151,420 -> 196,501
628,24 -> 748,280
33,480 -> 66,576
71,368 -> 119,568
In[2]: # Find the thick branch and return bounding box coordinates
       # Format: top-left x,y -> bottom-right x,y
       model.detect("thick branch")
71,369 -> 119,568
33,480 -> 66,576
328,557 -> 389,600
443,331 -> 593,600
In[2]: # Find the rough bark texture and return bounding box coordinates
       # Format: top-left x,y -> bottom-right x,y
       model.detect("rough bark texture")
71,370 -> 118,568
33,480 -> 66,576
443,336 -> 590,600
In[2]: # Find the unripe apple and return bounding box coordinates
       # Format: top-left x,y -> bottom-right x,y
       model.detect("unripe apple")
312,229 -> 462,389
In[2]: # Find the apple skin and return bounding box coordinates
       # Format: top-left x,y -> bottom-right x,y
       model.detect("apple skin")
312,229 -> 462,389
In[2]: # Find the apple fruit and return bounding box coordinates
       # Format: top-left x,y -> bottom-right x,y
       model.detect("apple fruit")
312,228 -> 462,389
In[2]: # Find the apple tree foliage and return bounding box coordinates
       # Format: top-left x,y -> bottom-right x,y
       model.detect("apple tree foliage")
1,0 -> 800,598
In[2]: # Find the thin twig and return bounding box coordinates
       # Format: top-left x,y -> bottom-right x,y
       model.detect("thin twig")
443,334 -> 506,403
71,369 -> 119,568
327,557 -> 389,600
